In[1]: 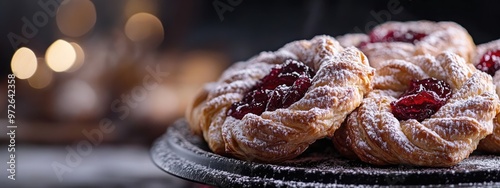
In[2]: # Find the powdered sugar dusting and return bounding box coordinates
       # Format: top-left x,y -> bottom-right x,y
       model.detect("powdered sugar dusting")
152,120 -> 500,187
188,35 -> 374,162
495,73 -> 500,97
337,21 -> 475,69
334,52 -> 500,167
336,33 -> 368,48
474,39 -> 500,153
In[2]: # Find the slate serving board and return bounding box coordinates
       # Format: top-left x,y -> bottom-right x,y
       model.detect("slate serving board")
151,119 -> 500,187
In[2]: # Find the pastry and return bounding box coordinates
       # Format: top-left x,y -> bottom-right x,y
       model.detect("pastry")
332,52 -> 499,167
473,39 -> 500,153
187,35 -> 375,162
337,21 -> 475,68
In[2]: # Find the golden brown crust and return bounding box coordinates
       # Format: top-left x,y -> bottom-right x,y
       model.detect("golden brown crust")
474,39 -> 500,153
333,52 -> 500,167
479,115 -> 500,153
337,21 -> 476,69
187,35 -> 375,162
336,33 -> 368,48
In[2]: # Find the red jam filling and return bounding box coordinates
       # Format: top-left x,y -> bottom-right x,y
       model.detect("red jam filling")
476,49 -> 500,76
228,59 -> 315,119
391,78 -> 452,122
368,30 -> 427,44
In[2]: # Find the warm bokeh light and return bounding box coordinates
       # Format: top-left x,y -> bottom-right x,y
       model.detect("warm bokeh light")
46,39 -> 77,72
56,0 -> 97,37
144,85 -> 179,123
11,47 -> 38,79
56,79 -> 97,118
179,51 -> 229,85
28,58 -> 53,89
67,42 -> 85,72
124,0 -> 159,18
125,12 -> 164,47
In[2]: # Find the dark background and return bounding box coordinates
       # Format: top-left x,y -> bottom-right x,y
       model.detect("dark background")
1,0 -> 500,187
2,0 -> 500,76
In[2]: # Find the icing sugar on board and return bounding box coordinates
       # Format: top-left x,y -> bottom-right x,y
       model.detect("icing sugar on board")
151,119 -> 500,187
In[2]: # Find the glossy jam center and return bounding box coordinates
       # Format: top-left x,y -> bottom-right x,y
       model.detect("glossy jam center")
390,78 -> 452,122
476,49 -> 500,76
228,59 -> 315,119
369,30 -> 427,44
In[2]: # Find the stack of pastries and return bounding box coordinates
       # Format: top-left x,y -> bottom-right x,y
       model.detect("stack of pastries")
187,21 -> 500,167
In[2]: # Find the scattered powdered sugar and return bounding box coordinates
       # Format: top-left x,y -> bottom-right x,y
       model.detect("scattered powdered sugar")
337,21 -> 475,69
495,73 -> 500,96
193,35 -> 374,162
472,38 -> 500,68
474,38 -> 500,153
362,43 -> 417,68
336,33 -> 368,48
335,52 -> 500,167
151,120 -> 500,187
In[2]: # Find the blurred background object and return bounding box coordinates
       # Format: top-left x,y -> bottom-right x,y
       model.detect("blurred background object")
1,0 -> 500,187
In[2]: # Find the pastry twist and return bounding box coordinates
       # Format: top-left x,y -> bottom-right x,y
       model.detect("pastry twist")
187,35 -> 374,162
473,39 -> 500,153
337,21 -> 475,69
333,52 -> 500,167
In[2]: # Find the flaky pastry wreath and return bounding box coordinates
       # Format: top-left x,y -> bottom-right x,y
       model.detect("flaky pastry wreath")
187,35 -> 374,162
473,39 -> 500,153
333,52 -> 499,167
337,21 -> 475,69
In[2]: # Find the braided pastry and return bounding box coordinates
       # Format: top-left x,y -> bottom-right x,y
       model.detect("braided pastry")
187,35 -> 374,162
333,52 -> 499,167
337,21 -> 475,69
473,39 -> 500,153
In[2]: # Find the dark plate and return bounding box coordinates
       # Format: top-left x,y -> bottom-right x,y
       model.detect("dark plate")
151,119 -> 500,187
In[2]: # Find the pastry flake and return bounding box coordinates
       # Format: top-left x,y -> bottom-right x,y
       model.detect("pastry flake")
333,52 -> 500,167
187,35 -> 375,162
337,21 -> 475,69
474,39 -> 500,153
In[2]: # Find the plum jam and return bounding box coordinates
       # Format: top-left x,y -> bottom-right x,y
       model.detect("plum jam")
369,30 -> 427,44
476,49 -> 500,76
390,78 -> 452,121
228,59 -> 315,119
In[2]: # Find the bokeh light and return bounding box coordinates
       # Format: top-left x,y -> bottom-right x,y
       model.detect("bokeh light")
11,47 -> 38,79
67,42 -> 85,72
124,0 -> 159,18
46,39 -> 77,72
144,85 -> 179,123
56,79 -> 97,118
125,12 -> 164,47
28,58 -> 53,89
56,0 -> 97,37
